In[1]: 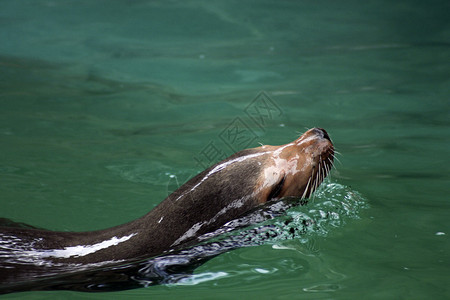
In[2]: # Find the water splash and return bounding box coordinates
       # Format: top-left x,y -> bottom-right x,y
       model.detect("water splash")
160,180 -> 368,287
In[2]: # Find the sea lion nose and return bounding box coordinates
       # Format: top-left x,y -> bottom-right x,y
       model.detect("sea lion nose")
312,128 -> 331,142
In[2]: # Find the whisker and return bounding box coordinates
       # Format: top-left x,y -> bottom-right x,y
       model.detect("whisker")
324,163 -> 331,178
331,150 -> 342,166
301,144 -> 335,202
318,158 -> 322,184
314,171 -> 319,193
327,156 -> 333,173
310,174 -> 315,199
322,168 -> 326,182
332,154 -> 342,166
327,156 -> 334,165
319,163 -> 324,183
301,177 -> 311,200
322,166 -> 325,182
313,166 -> 320,202
312,171 -> 319,202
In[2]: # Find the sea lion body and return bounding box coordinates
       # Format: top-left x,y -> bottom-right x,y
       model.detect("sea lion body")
0,128 -> 334,285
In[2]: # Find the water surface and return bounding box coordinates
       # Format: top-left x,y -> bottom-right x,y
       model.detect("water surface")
1,0 -> 449,299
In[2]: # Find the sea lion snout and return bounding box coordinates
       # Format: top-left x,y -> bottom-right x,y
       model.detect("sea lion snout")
313,128 -> 331,142
256,128 -> 334,204
301,127 -> 331,142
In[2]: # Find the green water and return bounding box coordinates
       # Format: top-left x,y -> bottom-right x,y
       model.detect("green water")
1,0 -> 449,299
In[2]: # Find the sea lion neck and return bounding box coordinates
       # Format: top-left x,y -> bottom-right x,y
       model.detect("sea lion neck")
141,148 -> 269,250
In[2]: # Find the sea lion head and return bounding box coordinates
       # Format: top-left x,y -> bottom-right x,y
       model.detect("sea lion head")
255,127 -> 334,203
161,127 -> 334,246
173,127 -> 334,207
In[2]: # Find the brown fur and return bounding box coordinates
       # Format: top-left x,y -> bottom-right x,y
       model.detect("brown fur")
0,128 -> 334,284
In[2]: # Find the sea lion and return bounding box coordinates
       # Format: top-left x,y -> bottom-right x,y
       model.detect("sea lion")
0,127 -> 334,288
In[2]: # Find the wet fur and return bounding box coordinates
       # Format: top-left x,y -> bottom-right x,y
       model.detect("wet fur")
0,129 -> 334,288
0,149 -> 266,284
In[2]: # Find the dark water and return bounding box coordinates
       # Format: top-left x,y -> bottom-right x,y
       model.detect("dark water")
1,0 -> 449,299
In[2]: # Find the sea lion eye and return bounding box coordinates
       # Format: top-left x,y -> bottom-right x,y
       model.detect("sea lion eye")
267,176 -> 286,201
